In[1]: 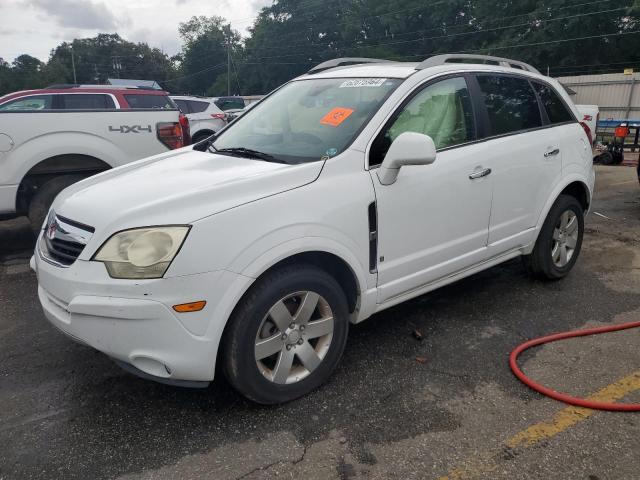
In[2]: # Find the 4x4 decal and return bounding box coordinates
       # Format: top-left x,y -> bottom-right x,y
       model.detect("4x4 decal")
108,125 -> 152,134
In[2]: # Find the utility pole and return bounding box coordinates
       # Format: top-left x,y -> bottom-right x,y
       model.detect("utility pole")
71,47 -> 77,84
112,56 -> 122,78
226,24 -> 231,96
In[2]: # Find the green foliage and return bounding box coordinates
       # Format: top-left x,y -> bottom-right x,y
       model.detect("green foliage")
2,1 -> 640,97
168,15 -> 241,95
237,0 -> 640,91
0,33 -> 178,95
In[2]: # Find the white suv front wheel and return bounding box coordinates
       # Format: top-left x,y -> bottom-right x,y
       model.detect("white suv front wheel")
222,264 -> 349,404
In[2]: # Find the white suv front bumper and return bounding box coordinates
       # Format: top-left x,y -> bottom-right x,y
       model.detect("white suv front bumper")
33,239 -> 243,385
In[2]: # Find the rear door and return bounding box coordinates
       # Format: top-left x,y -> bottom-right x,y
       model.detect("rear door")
532,81 -> 588,181
472,73 -> 563,254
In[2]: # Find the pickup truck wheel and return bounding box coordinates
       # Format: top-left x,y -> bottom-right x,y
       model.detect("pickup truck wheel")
222,264 -> 349,404
522,194 -> 584,280
28,175 -> 87,233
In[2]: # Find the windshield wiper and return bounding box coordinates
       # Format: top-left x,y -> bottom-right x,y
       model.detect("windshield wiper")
214,147 -> 288,164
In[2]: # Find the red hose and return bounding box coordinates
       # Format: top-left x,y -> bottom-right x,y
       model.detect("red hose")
509,321 -> 640,411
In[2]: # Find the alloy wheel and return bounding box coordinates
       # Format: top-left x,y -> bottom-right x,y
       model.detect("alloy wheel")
551,210 -> 579,268
254,291 -> 334,384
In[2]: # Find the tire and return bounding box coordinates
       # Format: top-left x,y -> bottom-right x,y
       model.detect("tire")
612,150 -> 624,165
192,132 -> 215,144
522,194 -> 584,280
596,151 -> 613,165
28,174 -> 87,234
222,263 -> 349,404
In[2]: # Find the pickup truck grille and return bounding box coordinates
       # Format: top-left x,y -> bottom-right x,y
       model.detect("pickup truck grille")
40,214 -> 94,267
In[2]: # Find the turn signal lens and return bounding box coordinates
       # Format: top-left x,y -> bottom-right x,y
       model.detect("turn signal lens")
173,301 -> 206,313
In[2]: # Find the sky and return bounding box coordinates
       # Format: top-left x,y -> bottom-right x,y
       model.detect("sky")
0,0 -> 271,63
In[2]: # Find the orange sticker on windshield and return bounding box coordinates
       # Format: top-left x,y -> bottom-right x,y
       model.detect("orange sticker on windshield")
320,107 -> 354,127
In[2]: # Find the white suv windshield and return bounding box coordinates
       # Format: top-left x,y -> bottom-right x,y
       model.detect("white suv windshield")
212,77 -> 402,163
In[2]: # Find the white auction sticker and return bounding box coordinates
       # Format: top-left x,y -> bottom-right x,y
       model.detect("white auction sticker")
339,78 -> 387,88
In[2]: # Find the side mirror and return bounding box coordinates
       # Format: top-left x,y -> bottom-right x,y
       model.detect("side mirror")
377,132 -> 437,185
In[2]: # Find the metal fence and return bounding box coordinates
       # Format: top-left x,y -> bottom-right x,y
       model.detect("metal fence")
556,72 -> 640,125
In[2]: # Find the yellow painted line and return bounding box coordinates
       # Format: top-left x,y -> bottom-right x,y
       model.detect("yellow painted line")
437,370 -> 640,480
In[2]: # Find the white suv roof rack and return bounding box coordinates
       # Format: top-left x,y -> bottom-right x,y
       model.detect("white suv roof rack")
416,54 -> 540,74
308,58 -> 396,74
307,54 -> 540,76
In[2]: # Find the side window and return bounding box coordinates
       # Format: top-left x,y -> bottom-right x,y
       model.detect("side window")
174,99 -> 191,113
124,94 -> 174,109
188,100 -> 210,113
370,76 -> 475,166
0,95 -> 53,110
215,97 -> 245,111
476,75 -> 542,136
532,82 -> 574,124
59,94 -> 115,110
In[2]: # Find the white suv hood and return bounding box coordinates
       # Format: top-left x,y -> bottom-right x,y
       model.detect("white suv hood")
53,149 -> 323,233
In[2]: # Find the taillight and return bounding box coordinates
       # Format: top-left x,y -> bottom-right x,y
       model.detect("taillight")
580,121 -> 593,146
179,113 -> 191,145
211,113 -> 226,120
156,122 -> 184,150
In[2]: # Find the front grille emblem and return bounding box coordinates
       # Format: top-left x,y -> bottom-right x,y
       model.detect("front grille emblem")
46,218 -> 58,240
39,214 -> 94,268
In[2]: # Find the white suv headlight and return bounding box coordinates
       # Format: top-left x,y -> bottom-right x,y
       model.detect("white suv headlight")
93,226 -> 190,279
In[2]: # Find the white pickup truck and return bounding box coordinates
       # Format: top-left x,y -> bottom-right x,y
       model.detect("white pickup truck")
0,107 -> 188,231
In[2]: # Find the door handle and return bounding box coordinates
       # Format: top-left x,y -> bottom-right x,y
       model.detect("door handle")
544,148 -> 560,157
469,168 -> 492,180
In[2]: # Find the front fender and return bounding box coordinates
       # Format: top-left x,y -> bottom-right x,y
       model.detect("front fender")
233,234 -> 375,323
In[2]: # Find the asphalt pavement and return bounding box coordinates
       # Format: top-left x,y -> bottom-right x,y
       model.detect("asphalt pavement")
1,165 -> 639,480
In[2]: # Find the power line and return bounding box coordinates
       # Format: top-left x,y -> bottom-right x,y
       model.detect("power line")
549,60 -> 640,70
164,8 -> 639,86
163,62 -> 226,84
239,7 -> 633,62
385,30 -> 640,61
241,0 -> 628,53
184,30 -> 640,84
238,2 -> 632,58
552,65 -> 640,76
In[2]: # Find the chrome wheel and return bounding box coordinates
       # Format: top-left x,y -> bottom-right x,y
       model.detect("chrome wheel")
552,210 -> 579,267
254,291 -> 334,385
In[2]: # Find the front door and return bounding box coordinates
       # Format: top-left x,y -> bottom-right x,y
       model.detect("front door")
369,76 -> 494,304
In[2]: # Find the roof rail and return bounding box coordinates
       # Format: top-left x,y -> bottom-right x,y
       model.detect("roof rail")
45,84 -> 81,89
416,54 -> 540,74
44,84 -> 161,91
308,57 -> 395,74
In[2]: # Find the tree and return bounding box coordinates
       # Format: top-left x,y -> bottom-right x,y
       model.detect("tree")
2,1 -> 640,97
48,34 -> 177,86
171,16 -> 241,95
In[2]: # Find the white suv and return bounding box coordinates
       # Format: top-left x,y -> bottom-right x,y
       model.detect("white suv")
33,55 -> 595,404
170,95 -> 227,143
